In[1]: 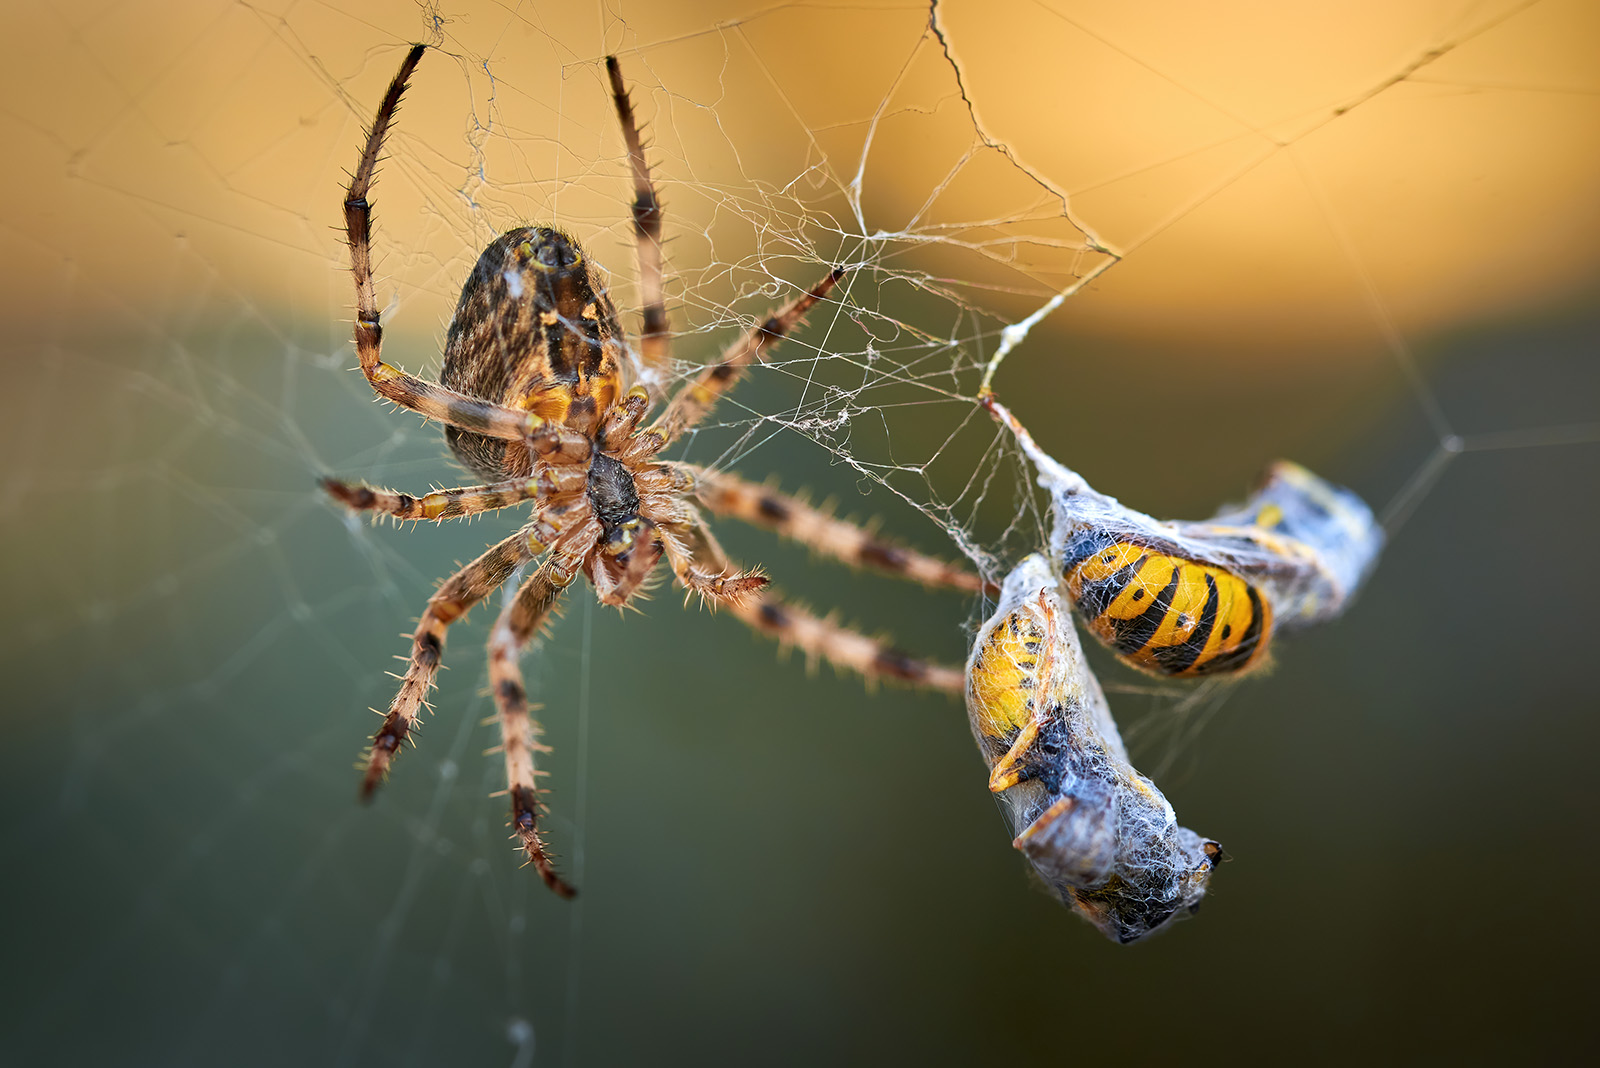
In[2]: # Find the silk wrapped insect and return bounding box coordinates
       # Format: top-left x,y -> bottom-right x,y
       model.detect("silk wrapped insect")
964,393 -> 1383,941
967,554 -> 1223,942
983,394 -> 1383,679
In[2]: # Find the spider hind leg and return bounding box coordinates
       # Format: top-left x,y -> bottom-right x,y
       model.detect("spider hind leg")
359,526 -> 536,799
489,561 -> 577,897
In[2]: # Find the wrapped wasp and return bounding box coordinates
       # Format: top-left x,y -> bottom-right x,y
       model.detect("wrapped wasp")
968,554 -> 1225,942
965,394 -> 1382,940
982,394 -> 1382,679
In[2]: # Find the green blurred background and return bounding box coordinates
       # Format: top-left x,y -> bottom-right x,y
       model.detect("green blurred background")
4,2 -> 1597,1064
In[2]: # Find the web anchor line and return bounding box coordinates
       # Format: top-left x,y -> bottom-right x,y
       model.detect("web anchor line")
974,255 -> 1121,398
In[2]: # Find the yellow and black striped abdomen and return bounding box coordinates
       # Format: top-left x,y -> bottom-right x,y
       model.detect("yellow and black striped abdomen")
1062,532 -> 1272,677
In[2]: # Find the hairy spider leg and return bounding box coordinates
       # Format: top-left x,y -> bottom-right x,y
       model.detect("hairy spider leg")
683,465 -> 984,593
361,525 -> 540,798
488,558 -> 579,897
344,44 -> 545,443
605,56 -> 668,375
727,590 -> 965,692
322,476 -> 542,522
642,269 -> 845,449
675,514 -> 966,692
322,410 -> 594,522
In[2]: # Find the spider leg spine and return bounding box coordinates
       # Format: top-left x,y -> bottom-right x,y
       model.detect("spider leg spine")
358,526 -> 536,801
728,590 -> 965,692
684,464 -> 985,594
489,560 -> 579,898
323,476 -> 541,522
343,45 -> 555,443
605,55 -> 668,372
648,268 -> 845,448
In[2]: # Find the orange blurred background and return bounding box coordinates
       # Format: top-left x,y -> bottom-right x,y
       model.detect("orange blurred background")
5,0 -> 1596,355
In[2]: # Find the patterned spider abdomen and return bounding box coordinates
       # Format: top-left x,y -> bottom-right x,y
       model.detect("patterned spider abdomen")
440,226 -> 628,478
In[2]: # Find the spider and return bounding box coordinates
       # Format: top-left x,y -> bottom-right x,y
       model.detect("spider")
324,44 -> 981,895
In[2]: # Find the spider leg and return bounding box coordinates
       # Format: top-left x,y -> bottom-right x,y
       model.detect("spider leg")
322,476 -> 539,522
361,524 -> 541,798
321,418 -> 598,524
728,592 -> 965,692
343,44 -> 544,443
605,57 -> 668,375
322,416 -> 595,523
636,269 -> 845,452
674,512 -> 963,691
488,559 -> 579,897
680,465 -> 985,593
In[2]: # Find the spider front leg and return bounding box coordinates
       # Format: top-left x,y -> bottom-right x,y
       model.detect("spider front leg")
489,558 -> 579,896
683,465 -> 985,593
644,269 -> 845,448
360,524 -> 542,798
674,513 -> 964,692
605,56 -> 668,375
343,44 -> 545,444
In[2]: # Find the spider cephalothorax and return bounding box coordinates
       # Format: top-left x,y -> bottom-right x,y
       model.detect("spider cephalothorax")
325,45 -> 980,895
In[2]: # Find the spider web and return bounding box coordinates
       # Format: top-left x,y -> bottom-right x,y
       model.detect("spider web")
4,1 -> 1598,1064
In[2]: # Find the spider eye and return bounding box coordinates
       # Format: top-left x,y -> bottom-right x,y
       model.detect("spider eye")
526,232 -> 581,270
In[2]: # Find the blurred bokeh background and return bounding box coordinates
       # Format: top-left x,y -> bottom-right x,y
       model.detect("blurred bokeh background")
3,1 -> 1596,1064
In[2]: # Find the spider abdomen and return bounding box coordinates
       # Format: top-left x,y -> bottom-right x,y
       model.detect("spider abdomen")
440,227 -> 627,479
